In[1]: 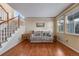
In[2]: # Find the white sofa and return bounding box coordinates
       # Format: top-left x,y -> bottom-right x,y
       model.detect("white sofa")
30,31 -> 53,43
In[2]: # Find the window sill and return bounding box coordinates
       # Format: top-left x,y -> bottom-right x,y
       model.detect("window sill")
57,32 -> 64,34
65,33 -> 79,36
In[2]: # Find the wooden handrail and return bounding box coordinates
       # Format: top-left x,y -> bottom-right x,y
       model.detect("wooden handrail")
0,4 -> 8,14
0,20 -> 5,21
0,17 -> 17,25
0,4 -> 9,24
0,5 -> 21,27
0,5 -> 21,47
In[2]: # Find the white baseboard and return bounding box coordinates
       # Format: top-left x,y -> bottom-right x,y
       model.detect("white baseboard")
57,39 -> 79,53
0,40 -> 23,55
30,41 -> 53,43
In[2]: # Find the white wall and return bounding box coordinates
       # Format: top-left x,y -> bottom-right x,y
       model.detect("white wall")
25,17 -> 53,33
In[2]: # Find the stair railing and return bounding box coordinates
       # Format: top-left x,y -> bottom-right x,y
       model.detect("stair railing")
0,4 -> 8,47
0,5 -> 21,47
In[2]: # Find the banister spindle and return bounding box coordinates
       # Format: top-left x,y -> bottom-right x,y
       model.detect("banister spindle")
2,29 -> 4,43
12,23 -> 14,33
10,24 -> 11,37
13,23 -> 15,33
6,21 -> 9,38
5,27 -> 7,41
12,22 -> 14,34
0,15 -> 21,48
0,30 -> 2,47
8,22 -> 11,37
0,42 -> 1,47
18,15 -> 20,28
0,5 -> 9,48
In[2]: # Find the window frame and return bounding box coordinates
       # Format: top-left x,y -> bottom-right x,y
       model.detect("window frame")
57,16 -> 65,33
65,6 -> 79,35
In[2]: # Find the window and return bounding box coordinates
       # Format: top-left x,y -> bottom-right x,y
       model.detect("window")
57,16 -> 64,33
67,11 -> 79,34
75,19 -> 79,34
67,15 -> 74,33
14,11 -> 20,17
14,11 -> 25,19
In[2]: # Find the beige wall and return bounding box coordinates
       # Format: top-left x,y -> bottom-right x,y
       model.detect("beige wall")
0,3 -> 15,19
56,4 -> 79,53
25,17 -> 54,33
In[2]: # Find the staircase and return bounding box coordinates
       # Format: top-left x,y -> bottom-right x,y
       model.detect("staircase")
0,5 -> 21,48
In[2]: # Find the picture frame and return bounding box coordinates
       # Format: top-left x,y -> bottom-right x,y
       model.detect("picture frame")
36,23 -> 45,27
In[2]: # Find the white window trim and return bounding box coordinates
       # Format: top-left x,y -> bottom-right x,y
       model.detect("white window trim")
65,5 -> 79,36
58,31 -> 64,33
65,32 -> 79,36
57,16 -> 65,33
65,17 -> 79,35
66,16 -> 79,35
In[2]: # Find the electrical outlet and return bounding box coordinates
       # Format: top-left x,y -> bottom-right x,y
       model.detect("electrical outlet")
66,40 -> 68,43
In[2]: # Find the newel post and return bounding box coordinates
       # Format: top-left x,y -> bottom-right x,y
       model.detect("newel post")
18,15 -> 20,28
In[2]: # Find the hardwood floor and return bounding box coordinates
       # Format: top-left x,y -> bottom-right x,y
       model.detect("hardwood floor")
1,40 -> 79,56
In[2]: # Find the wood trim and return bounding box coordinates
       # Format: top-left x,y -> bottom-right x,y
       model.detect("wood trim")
56,3 -> 78,18
0,4 -> 9,25
0,4 -> 8,14
56,4 -> 79,35
0,17 -> 17,25
0,20 -> 4,21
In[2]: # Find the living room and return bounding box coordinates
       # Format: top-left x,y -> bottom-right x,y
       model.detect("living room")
0,3 -> 79,57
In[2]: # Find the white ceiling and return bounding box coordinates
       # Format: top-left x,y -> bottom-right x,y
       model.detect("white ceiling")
9,3 -> 72,17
